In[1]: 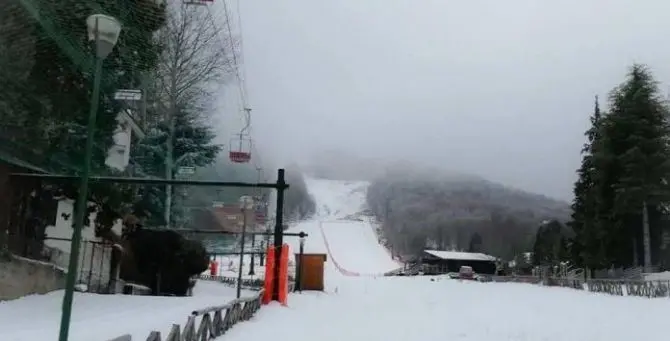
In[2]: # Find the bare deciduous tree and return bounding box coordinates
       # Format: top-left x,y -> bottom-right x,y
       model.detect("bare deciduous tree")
147,2 -> 236,225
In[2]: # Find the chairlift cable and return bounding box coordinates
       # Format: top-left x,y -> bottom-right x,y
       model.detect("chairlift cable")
234,0 -> 250,105
215,0 -> 248,109
203,3 -> 252,141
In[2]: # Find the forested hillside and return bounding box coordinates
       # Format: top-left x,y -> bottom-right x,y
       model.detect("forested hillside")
283,164 -> 316,222
366,168 -> 571,260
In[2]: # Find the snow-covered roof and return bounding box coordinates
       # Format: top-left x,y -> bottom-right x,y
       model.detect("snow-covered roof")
424,250 -> 497,262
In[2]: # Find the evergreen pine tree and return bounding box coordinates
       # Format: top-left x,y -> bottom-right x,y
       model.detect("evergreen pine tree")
133,105 -> 221,226
569,95 -> 605,269
597,64 -> 670,268
468,232 -> 483,253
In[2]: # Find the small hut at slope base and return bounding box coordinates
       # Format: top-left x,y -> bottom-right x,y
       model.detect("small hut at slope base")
420,250 -> 498,275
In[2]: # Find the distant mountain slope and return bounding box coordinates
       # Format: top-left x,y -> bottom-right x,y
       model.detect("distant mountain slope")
366,168 -> 571,260
299,149 -> 390,181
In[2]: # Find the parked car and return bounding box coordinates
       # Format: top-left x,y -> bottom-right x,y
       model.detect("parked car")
458,266 -> 476,280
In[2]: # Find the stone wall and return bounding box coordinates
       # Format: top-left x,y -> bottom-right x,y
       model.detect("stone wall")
0,254 -> 66,301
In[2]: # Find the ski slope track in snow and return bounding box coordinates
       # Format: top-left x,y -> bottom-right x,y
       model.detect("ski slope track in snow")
286,178 -> 401,278
228,178 -> 670,341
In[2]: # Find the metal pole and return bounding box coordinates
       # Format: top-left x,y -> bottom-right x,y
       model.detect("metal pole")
236,207 -> 248,298
272,169 -> 286,301
248,233 -> 255,276
297,234 -> 305,292
249,167 -> 261,274
259,240 -> 265,266
58,56 -> 103,341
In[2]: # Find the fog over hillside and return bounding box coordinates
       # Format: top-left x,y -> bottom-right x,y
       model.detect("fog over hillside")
365,167 -> 571,260
298,151 -> 571,259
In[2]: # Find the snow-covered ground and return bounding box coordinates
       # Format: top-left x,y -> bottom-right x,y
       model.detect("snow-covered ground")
5,177 -> 670,341
0,280 -> 252,341
644,271 -> 670,281
217,178 -> 670,341
225,276 -> 670,341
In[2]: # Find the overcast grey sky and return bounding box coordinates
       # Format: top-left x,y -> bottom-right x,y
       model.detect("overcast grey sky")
215,0 -> 670,201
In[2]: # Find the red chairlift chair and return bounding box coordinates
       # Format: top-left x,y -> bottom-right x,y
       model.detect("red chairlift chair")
229,136 -> 252,163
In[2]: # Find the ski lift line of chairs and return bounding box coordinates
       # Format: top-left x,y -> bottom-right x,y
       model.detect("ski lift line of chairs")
229,135 -> 252,163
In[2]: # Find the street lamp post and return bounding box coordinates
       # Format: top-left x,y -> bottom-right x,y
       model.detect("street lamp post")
248,232 -> 256,276
236,195 -> 254,298
58,14 -> 122,341
259,240 -> 265,266
249,200 -> 266,276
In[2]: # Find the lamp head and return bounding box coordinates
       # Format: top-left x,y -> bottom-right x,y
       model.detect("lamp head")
86,14 -> 122,58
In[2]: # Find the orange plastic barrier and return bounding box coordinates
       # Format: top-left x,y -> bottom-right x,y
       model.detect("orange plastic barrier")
209,260 -> 219,276
262,246 -> 276,304
278,243 -> 290,305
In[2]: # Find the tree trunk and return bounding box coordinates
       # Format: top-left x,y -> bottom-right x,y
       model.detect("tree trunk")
642,200 -> 652,272
164,67 -> 178,227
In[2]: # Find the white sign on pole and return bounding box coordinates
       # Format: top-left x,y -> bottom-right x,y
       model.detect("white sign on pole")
114,89 -> 142,101
178,166 -> 196,175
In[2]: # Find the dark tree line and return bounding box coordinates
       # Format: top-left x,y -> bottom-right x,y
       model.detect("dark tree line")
0,0 -> 169,255
570,64 -> 670,271
532,219 -> 570,266
284,164 -> 316,222
366,169 -> 570,260
0,1 -> 230,295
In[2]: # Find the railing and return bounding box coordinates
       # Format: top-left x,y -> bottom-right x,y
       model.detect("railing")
198,274 -> 265,290
383,267 -> 405,276
106,290 -> 264,341
146,290 -> 264,341
487,275 -> 543,284
197,274 -> 296,294
488,274 -> 670,299
590,266 -> 658,280
384,262 -> 422,276
583,279 -> 670,298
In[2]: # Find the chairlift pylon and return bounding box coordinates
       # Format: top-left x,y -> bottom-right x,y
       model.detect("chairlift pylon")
229,134 -> 252,163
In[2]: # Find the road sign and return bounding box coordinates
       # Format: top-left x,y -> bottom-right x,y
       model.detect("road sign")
114,89 -> 142,101
178,166 -> 196,175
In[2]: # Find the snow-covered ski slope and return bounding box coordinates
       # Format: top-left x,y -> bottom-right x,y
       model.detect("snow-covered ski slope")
222,177 -> 670,341
284,178 -> 400,281
0,281 -> 251,341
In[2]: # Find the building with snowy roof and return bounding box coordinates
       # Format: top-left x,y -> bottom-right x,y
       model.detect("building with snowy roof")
421,249 -> 498,275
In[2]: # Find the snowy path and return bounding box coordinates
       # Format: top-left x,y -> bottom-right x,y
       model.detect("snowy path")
223,276 -> 668,341
319,220 -> 399,276
287,179 -> 399,275
0,281 -> 251,341
219,178 -> 669,341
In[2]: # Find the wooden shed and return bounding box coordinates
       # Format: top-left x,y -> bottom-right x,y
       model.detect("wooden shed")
295,253 -> 327,291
